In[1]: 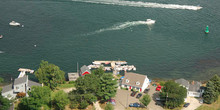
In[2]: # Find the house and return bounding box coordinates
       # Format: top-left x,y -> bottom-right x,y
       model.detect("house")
68,72 -> 79,81
1,75 -> 42,100
175,78 -> 204,97
121,72 -> 150,92
80,65 -> 91,76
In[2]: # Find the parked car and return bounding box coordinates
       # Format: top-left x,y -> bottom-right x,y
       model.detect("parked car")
136,93 -> 142,99
129,103 -> 145,108
107,99 -> 116,105
156,85 -> 162,91
143,88 -> 150,93
130,91 -> 138,97
183,103 -> 190,107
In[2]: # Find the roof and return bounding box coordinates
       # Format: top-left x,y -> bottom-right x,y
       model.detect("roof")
2,84 -> 13,93
175,78 -> 189,87
28,80 -> 42,87
68,72 -> 79,81
80,65 -> 91,74
189,81 -> 201,92
121,72 -> 147,88
14,76 -> 28,85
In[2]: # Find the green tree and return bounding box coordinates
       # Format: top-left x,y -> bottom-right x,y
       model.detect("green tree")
96,73 -> 117,101
53,91 -> 69,110
140,94 -> 151,107
35,60 -> 65,90
210,74 -> 220,93
28,86 -> 52,105
0,95 -> 11,110
105,103 -> 114,110
78,100 -> 89,109
18,97 -> 41,110
0,77 -> 4,83
203,81 -> 218,104
160,81 -> 187,108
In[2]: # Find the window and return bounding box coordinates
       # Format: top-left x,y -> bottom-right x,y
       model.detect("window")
16,87 -> 19,90
126,79 -> 129,83
136,81 -> 140,85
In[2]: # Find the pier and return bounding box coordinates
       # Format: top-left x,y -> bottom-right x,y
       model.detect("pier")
18,68 -> 34,78
88,61 -> 136,74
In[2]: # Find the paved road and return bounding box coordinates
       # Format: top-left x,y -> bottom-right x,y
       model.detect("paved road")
182,97 -> 201,110
114,89 -> 140,110
147,85 -> 164,110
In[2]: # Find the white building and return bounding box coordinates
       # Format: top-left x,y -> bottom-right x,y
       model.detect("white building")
121,72 -> 150,92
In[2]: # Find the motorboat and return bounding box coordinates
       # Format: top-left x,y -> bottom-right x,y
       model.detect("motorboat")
0,35 -> 3,39
9,21 -> 21,26
146,19 -> 156,25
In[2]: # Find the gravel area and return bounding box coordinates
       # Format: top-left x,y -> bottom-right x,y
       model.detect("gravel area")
182,97 -> 201,110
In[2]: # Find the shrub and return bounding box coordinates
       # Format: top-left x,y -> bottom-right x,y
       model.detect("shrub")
69,81 -> 75,84
140,94 -> 151,107
78,100 -> 89,109
69,101 -> 78,109
105,103 -> 114,110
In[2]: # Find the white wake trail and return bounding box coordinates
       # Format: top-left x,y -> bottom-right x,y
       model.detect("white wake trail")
84,21 -> 149,36
0,51 -> 4,53
72,0 -> 202,10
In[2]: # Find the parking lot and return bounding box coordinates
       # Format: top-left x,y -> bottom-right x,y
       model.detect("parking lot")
147,85 -> 164,110
114,89 -> 141,110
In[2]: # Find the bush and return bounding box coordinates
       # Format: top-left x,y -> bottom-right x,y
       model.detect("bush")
140,94 -> 151,107
105,103 -> 114,110
69,101 -> 78,109
78,100 -> 89,109
69,81 -> 75,84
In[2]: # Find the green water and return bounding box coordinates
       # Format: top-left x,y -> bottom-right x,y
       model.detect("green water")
0,0 -> 220,81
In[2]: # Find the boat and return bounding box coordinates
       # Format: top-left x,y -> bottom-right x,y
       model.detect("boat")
9,21 -> 21,26
0,35 -> 3,39
205,25 -> 209,34
146,19 -> 156,25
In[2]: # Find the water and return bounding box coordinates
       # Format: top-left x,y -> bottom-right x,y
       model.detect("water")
0,0 -> 220,81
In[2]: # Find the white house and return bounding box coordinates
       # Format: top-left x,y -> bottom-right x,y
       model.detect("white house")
175,78 -> 204,97
121,72 -> 150,92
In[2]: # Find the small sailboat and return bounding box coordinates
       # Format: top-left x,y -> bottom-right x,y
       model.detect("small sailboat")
9,21 -> 21,26
205,25 -> 209,34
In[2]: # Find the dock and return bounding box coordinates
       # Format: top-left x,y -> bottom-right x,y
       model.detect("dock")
18,68 -> 34,78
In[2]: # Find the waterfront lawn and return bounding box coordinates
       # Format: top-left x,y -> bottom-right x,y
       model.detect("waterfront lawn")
196,96 -> 220,110
57,82 -> 75,89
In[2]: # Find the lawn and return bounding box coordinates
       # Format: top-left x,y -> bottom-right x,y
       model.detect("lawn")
57,82 -> 75,89
196,96 -> 220,110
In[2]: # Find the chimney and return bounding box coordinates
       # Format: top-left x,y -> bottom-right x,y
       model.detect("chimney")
192,81 -> 195,85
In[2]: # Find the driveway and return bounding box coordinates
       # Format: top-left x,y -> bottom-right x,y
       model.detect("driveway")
114,89 -> 140,110
147,85 -> 164,110
182,97 -> 201,110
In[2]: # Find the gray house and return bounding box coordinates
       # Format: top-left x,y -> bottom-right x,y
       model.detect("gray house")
68,72 -> 79,81
175,78 -> 204,97
1,75 -> 42,100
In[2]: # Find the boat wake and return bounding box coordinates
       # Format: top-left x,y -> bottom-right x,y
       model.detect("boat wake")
0,51 -> 4,54
84,20 -> 150,36
72,0 -> 202,10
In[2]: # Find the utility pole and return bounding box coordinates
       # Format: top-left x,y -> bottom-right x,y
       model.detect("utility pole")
77,62 -> 79,74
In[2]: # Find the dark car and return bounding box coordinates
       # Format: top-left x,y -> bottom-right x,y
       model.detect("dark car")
130,91 -> 138,97
183,103 -> 190,107
129,103 -> 141,107
143,88 -> 150,93
136,93 -> 142,99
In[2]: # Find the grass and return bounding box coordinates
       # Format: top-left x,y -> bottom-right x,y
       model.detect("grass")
196,96 -> 220,110
57,83 -> 75,89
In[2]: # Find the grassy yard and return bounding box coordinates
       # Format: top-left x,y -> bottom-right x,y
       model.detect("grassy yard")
56,81 -> 75,89
196,96 -> 220,110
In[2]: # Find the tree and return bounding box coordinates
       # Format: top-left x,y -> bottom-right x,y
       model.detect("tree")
53,91 -> 69,110
28,86 -> 52,105
35,60 -> 65,90
160,81 -> 187,108
210,74 -> 220,93
140,94 -> 151,107
78,100 -> 89,109
96,73 -> 117,101
105,103 -> 114,110
0,95 -> 11,110
18,97 -> 42,110
203,81 -> 218,104
0,77 -> 4,83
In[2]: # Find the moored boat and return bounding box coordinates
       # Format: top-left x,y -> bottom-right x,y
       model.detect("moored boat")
0,35 -> 3,39
146,19 -> 156,25
9,21 -> 21,26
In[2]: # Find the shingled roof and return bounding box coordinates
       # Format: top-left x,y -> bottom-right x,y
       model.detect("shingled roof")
80,65 -> 91,74
2,84 -> 13,93
121,72 -> 147,88
175,78 -> 189,87
14,76 -> 28,85
28,80 -> 42,87
189,81 -> 201,92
